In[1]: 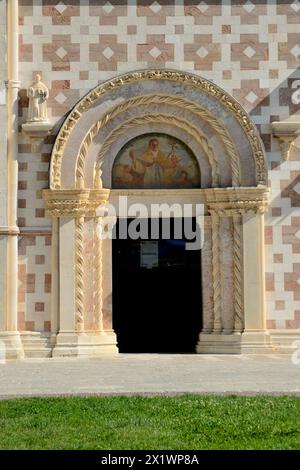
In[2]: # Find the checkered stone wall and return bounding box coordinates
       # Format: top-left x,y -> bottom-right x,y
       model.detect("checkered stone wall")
17,0 -> 300,331
18,234 -> 51,332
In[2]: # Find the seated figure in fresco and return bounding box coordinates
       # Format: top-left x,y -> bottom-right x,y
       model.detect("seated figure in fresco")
112,135 -> 200,189
129,138 -> 177,188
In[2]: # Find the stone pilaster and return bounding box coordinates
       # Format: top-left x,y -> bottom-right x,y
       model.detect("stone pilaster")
0,0 -> 23,360
43,188 -> 117,357
241,212 -> 273,353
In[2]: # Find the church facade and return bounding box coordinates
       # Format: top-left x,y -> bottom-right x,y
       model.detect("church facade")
0,0 -> 300,359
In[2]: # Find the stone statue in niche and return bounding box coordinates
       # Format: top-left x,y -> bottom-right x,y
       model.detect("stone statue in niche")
22,74 -> 52,152
27,74 -> 49,122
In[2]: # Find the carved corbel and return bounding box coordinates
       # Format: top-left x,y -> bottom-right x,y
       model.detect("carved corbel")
271,121 -> 300,161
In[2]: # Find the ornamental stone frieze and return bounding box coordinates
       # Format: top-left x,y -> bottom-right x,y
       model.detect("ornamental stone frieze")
204,187 -> 269,216
42,189 -> 110,218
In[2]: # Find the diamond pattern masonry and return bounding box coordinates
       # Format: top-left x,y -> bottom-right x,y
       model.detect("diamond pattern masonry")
18,1 -> 300,331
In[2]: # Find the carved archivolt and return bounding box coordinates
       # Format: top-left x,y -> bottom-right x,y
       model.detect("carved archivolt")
94,113 -> 219,187
50,69 -> 267,189
75,93 -> 241,189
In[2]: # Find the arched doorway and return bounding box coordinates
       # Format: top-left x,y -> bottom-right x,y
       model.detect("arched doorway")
112,218 -> 202,353
43,69 -> 271,357
111,133 -> 202,353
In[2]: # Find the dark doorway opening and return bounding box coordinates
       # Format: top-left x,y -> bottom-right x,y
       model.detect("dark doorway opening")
112,218 -> 202,353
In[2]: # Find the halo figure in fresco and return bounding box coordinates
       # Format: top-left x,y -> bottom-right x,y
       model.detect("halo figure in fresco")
112,134 -> 200,189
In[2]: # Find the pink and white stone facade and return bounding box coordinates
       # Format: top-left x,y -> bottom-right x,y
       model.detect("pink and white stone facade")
1,1 -> 300,349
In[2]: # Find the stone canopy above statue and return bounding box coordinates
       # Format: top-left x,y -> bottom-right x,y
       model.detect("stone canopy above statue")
112,133 -> 201,189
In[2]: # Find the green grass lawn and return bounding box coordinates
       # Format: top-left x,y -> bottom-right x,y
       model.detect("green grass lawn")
0,395 -> 299,450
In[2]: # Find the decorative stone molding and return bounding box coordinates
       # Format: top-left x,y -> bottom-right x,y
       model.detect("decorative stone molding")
42,189 -> 110,218
271,121 -> 300,160
205,187 -> 269,216
50,69 -> 267,189
75,93 -> 241,188
0,225 -> 20,236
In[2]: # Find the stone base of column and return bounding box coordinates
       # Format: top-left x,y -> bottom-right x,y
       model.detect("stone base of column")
52,331 -> 118,357
240,330 -> 274,354
197,333 -> 242,354
0,332 -> 24,360
269,329 -> 300,354
197,330 -> 274,354
20,332 -> 52,358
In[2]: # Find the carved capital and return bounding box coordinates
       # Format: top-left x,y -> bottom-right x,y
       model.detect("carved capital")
42,188 -> 110,218
271,121 -> 300,160
208,201 -> 268,216
206,186 -> 269,216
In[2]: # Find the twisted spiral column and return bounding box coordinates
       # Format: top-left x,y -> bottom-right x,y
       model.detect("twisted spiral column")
233,215 -> 244,333
75,216 -> 84,332
93,217 -> 103,331
211,213 -> 222,333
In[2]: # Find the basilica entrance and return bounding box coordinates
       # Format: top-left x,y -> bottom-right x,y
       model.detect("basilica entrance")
112,218 -> 202,353
42,70 -> 270,358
